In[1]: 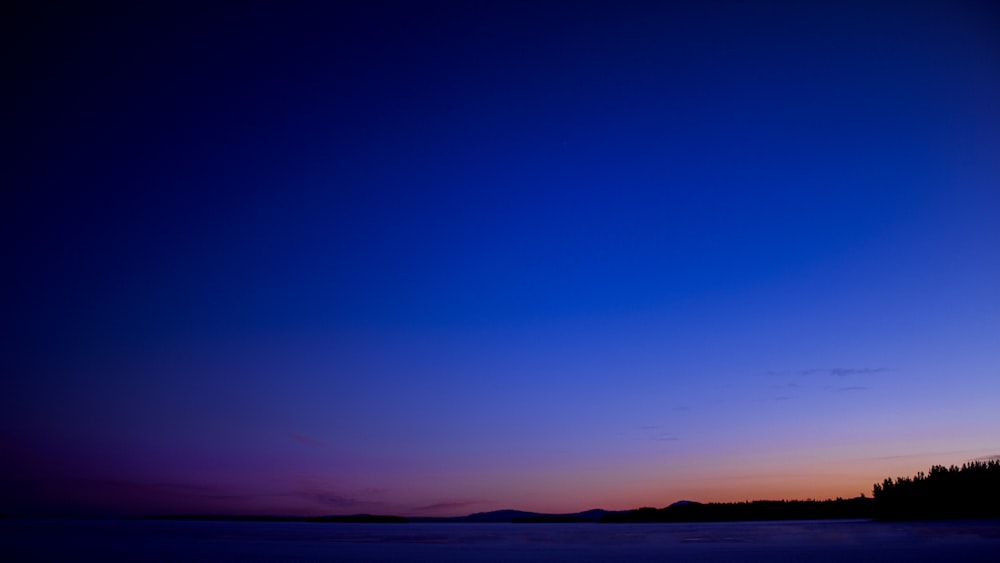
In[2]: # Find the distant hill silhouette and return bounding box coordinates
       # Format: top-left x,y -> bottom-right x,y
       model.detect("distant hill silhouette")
601,497 -> 874,523
512,509 -> 613,523
135,460 -> 1000,524
411,509 -> 616,523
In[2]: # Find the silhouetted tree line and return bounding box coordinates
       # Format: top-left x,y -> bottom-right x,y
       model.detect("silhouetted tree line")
601,497 -> 874,523
872,460 -> 1000,520
607,460 -> 1000,523
134,461 -> 1000,524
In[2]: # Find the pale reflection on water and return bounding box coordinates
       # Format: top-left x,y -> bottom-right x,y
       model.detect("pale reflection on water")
3,518 -> 999,562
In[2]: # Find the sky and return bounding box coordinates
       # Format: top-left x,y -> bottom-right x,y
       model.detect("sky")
2,0 -> 999,517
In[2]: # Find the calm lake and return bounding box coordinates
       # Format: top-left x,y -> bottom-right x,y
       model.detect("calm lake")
3,518 -> 999,561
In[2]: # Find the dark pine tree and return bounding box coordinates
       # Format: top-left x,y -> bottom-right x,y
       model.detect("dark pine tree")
872,460 -> 1000,520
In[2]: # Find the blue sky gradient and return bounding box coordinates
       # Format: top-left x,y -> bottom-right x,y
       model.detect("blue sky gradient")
3,0 -> 999,516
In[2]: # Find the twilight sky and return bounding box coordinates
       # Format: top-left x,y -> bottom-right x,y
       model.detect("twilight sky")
3,0 -> 999,517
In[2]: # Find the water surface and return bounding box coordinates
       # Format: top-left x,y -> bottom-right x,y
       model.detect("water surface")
3,518 -> 999,561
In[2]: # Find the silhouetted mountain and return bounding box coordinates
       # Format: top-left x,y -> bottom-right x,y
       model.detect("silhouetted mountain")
465,510 -> 541,522
666,500 -> 701,509
134,461 -> 1000,525
602,497 -> 874,523
141,509 -> 619,525
411,509 -> 618,523
570,509 -> 615,521
512,509 -> 614,523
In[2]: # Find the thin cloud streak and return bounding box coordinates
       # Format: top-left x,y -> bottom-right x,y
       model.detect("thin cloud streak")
767,368 -> 889,378
413,500 -> 488,512
289,432 -> 325,447
805,368 -> 888,377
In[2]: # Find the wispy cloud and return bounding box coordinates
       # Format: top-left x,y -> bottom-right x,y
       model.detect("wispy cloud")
413,500 -> 487,512
768,367 -> 888,378
802,367 -> 888,377
849,449 -> 1000,463
835,386 -> 869,392
639,426 -> 680,441
289,432 -> 325,447
294,484 -> 362,508
281,475 -> 386,510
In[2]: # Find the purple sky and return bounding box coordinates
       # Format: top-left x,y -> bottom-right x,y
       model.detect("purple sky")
3,0 -> 999,517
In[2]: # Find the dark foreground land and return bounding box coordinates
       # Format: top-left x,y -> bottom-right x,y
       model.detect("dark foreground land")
3,518 -> 1000,562
133,460 -> 1000,525
4,462 -> 998,560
